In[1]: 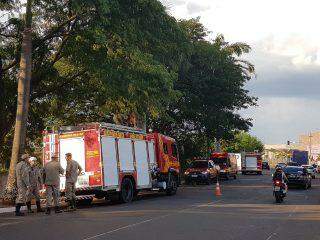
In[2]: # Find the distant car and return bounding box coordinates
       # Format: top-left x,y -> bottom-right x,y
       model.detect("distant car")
262,162 -> 270,170
301,165 -> 316,179
276,163 -> 287,168
312,164 -> 320,173
283,166 -> 311,189
184,160 -> 219,185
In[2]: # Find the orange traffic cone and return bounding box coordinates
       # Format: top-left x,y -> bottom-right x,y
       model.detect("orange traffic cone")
215,181 -> 222,196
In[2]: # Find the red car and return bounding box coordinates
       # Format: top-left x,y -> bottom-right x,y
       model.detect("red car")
184,160 -> 219,185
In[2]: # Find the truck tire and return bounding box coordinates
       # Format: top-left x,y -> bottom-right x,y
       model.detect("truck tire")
119,178 -> 134,203
166,174 -> 178,196
77,198 -> 93,206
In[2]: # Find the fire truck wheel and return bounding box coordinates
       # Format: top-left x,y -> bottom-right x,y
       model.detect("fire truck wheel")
120,178 -> 134,203
166,175 -> 178,196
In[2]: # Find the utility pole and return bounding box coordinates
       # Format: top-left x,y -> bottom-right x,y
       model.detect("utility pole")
309,132 -> 313,165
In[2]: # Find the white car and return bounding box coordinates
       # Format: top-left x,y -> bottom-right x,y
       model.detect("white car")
302,165 -> 316,179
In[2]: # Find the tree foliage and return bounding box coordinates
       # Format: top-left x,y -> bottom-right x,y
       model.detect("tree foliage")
224,131 -> 264,153
0,0 -> 189,166
1,2 -> 257,168
150,18 -> 257,161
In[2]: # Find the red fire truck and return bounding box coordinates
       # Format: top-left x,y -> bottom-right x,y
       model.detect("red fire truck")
42,123 -> 180,204
210,152 -> 237,180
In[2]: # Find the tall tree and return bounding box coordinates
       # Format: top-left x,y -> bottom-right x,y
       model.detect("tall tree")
4,0 -> 33,200
150,18 -> 257,162
0,0 -> 190,167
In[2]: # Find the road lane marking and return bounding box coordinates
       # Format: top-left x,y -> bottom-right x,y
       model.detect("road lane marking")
82,200 -> 223,240
0,221 -> 23,228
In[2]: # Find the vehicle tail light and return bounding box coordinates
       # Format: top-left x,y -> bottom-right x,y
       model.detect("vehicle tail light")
274,180 -> 281,186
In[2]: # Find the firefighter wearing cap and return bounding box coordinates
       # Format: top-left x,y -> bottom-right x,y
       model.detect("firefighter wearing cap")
43,154 -> 64,214
26,157 -> 44,213
65,153 -> 82,211
15,154 -> 31,216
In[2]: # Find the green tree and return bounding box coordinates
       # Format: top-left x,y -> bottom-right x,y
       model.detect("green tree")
225,131 -> 264,153
150,18 -> 257,162
0,0 -> 190,167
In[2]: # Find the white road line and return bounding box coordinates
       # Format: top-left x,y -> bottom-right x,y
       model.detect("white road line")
82,214 -> 171,240
82,199 -> 223,240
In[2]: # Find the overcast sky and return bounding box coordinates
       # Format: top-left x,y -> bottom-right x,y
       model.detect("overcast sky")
161,0 -> 320,144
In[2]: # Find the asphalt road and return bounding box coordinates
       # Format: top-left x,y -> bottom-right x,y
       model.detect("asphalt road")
1,172 -> 320,240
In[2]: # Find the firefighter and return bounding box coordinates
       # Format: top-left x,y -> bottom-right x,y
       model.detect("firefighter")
26,157 -> 44,213
43,154 -> 64,214
15,154 -> 31,216
65,153 -> 82,211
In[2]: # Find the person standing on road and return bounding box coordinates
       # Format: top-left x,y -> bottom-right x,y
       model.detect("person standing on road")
15,153 -> 31,216
65,153 -> 82,211
43,154 -> 64,214
26,157 -> 44,213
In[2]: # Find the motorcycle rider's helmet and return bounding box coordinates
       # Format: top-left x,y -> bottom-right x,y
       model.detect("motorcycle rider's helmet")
275,166 -> 282,172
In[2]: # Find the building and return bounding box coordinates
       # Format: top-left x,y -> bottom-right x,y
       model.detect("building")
263,144 -> 305,167
299,132 -> 320,163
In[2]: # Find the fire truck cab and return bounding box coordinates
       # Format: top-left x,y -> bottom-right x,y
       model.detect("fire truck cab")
42,123 -> 180,204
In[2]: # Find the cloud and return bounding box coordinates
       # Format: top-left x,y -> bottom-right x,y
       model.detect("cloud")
186,2 -> 211,15
242,97 -> 320,144
245,36 -> 320,100
160,0 -> 320,144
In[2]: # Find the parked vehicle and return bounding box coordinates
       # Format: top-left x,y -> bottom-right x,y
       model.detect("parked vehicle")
262,161 -> 270,170
273,180 -> 287,203
292,150 -> 308,166
283,166 -> 311,189
211,152 -> 237,180
43,122 -> 181,204
184,160 -> 219,185
301,165 -> 316,179
241,153 -> 262,175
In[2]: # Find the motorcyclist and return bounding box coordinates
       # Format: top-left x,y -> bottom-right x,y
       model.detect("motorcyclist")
273,166 -> 288,188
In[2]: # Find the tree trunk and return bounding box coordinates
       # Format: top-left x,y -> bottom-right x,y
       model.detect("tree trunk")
4,0 -> 32,201
0,58 -> 4,168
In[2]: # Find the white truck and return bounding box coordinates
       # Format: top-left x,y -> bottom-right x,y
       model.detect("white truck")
241,153 -> 262,175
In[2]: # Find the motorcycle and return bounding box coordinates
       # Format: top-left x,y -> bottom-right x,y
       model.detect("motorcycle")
273,180 -> 287,203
